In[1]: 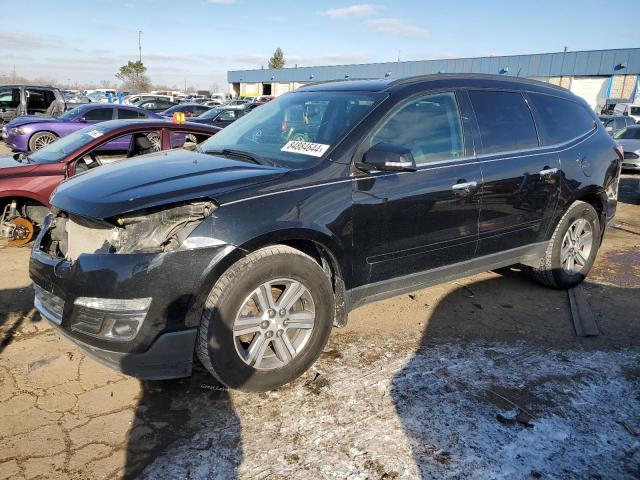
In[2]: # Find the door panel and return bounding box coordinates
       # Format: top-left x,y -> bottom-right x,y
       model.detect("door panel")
476,151 -> 560,255
465,89 -> 561,256
353,161 -> 482,285
351,90 -> 481,287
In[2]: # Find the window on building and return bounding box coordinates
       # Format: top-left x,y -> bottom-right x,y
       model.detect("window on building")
527,92 -> 595,145
371,91 -> 464,164
468,90 -> 538,154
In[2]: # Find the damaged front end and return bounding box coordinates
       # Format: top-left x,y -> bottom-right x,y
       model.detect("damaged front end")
40,200 -> 216,261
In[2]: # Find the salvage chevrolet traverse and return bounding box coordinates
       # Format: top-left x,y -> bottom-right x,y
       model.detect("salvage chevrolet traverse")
30,74 -> 622,391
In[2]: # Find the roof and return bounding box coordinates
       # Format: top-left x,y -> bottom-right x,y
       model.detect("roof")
87,119 -> 221,133
297,74 -> 571,97
228,48 -> 640,84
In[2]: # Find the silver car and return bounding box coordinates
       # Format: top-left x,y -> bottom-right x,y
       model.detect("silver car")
614,125 -> 640,171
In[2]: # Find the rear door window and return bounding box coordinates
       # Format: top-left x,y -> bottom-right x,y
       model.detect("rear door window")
468,90 -> 538,154
84,107 -> 115,121
117,108 -> 145,119
527,92 -> 595,145
371,91 -> 464,164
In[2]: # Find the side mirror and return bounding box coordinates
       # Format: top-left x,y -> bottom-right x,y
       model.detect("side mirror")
623,111 -> 628,116
361,143 -> 417,172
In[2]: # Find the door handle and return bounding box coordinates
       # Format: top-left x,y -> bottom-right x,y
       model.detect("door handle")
539,167 -> 558,176
451,181 -> 478,192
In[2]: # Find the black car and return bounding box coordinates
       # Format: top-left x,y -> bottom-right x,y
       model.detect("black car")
160,103 -> 212,118
599,114 -> 635,136
0,84 -> 66,123
30,74 -> 621,391
134,99 -> 178,113
187,107 -> 245,128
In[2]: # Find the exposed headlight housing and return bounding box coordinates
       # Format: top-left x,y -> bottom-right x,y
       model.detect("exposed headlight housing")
72,297 -> 152,341
11,127 -> 26,135
47,201 -> 216,261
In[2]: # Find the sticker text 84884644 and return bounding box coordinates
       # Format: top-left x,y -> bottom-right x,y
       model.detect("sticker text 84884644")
281,140 -> 330,157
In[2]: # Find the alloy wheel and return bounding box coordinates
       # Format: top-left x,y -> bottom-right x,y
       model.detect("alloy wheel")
560,218 -> 593,273
33,133 -> 57,150
233,278 -> 315,370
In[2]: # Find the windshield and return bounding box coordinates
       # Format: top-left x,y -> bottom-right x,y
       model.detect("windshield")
198,91 -> 385,166
614,127 -> 640,140
27,125 -> 109,164
57,106 -> 84,121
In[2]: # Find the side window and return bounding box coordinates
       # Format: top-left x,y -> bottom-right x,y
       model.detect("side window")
26,89 -> 49,110
468,90 -> 538,154
527,92 -> 595,145
626,116 -> 636,126
84,108 -> 114,121
117,108 -> 142,119
614,117 -> 625,129
0,88 -> 20,108
370,91 -> 464,164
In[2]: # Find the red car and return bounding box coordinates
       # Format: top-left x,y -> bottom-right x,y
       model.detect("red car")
0,120 -> 220,245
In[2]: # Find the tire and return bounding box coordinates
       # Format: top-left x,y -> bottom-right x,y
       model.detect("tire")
530,200 -> 601,289
28,131 -> 58,151
196,245 -> 335,391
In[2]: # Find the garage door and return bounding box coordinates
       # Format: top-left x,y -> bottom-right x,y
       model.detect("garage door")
570,77 -> 609,111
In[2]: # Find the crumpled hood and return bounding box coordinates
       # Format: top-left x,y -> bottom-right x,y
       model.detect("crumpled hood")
5,115 -> 59,128
51,149 -> 289,218
0,154 -> 37,175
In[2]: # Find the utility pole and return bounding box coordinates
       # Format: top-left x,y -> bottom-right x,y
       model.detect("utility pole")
138,30 -> 143,63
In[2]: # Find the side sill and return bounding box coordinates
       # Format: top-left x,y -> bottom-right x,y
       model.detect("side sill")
346,242 -> 548,311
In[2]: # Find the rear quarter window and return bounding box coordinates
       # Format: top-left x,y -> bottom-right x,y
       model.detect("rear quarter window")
527,93 -> 595,145
468,90 -> 538,154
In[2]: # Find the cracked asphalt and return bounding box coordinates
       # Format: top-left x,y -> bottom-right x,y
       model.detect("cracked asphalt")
1,154 -> 639,478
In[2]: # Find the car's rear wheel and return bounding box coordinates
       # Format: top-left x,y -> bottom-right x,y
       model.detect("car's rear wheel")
529,200 -> 601,289
28,131 -> 58,151
196,245 -> 335,391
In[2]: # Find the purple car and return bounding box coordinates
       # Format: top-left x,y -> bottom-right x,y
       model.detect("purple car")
1,104 -> 161,152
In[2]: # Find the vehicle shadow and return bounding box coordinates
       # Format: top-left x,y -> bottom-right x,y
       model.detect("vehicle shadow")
0,285 -> 39,354
123,306 -> 247,479
390,268 -> 640,478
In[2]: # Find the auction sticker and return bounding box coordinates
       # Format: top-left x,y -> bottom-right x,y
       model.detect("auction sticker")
86,130 -> 104,139
281,140 -> 330,157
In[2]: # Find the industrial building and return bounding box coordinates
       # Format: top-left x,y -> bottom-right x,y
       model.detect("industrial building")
228,47 -> 640,112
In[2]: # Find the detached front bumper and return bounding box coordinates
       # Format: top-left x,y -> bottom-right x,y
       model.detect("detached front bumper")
29,218 -> 234,379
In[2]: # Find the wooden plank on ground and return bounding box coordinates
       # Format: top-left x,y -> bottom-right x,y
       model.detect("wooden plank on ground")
568,284 -> 599,337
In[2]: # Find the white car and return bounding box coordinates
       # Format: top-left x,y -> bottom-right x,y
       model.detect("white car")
613,103 -> 640,123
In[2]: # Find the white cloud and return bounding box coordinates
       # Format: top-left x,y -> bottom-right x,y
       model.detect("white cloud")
367,18 -> 430,37
206,0 -> 235,4
322,4 -> 380,19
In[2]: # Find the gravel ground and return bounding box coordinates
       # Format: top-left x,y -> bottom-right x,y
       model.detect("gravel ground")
1,137 -> 639,480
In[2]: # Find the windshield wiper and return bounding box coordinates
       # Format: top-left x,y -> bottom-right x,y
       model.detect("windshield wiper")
205,148 -> 263,165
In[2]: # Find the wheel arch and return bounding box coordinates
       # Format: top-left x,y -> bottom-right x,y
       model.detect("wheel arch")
186,228 -> 350,329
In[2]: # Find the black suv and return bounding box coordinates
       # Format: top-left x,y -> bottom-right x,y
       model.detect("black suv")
0,84 -> 66,123
30,75 -> 622,391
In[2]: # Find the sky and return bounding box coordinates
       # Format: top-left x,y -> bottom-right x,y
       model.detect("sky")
0,0 -> 638,90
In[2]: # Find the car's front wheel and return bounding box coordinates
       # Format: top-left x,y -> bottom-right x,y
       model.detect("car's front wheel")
29,131 -> 58,151
196,245 -> 335,391
530,200 -> 601,289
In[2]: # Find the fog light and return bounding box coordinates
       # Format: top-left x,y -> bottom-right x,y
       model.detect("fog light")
71,297 -> 151,341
